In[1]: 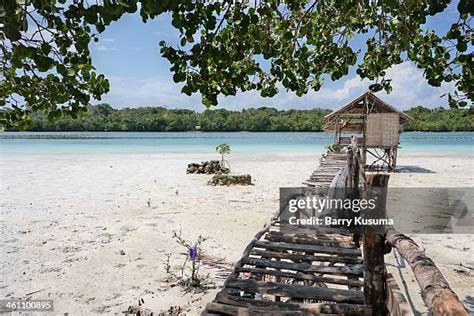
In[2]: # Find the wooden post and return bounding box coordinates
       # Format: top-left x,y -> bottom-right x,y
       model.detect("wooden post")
362,113 -> 367,170
392,146 -> 397,172
347,146 -> 362,288
353,148 -> 360,194
363,173 -> 390,315
386,148 -> 396,172
347,147 -> 353,189
346,144 -> 360,191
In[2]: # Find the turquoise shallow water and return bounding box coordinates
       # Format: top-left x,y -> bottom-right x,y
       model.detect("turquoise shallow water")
0,132 -> 472,155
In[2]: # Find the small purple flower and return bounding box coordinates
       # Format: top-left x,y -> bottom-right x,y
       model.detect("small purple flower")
188,244 -> 198,262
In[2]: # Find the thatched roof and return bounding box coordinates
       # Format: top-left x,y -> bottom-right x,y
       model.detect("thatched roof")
324,92 -> 412,132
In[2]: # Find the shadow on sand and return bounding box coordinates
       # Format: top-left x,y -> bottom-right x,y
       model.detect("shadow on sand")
391,249 -> 422,316
396,165 -> 436,174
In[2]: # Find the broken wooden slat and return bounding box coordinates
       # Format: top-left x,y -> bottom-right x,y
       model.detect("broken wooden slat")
271,223 -> 345,235
268,230 -> 354,242
312,170 -> 340,174
216,291 -> 300,312
320,163 -> 345,172
225,279 -> 364,304
303,180 -> 333,185
205,302 -> 249,315
254,240 -> 361,257
310,178 -> 338,183
242,257 -> 363,276
272,223 -> 344,234
250,248 -> 362,264
310,174 -> 338,178
236,267 -> 363,287
265,231 -> 357,249
312,173 -> 340,177
215,291 -> 371,314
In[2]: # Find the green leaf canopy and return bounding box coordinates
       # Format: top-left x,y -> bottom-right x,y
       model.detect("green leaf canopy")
1,0 -> 472,129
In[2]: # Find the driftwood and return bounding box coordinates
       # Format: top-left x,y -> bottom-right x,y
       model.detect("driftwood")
386,229 -> 469,316
268,230 -> 355,242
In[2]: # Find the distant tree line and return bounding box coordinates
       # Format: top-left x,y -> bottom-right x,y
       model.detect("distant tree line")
403,106 -> 473,132
21,104 -> 473,132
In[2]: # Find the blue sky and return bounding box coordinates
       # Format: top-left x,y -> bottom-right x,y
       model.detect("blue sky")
91,3 -> 460,111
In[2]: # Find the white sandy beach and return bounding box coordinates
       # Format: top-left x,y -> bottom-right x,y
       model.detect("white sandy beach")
0,151 -> 473,314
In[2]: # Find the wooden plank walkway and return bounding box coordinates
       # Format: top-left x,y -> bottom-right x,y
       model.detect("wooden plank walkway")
203,152 -> 371,315
302,152 -> 347,188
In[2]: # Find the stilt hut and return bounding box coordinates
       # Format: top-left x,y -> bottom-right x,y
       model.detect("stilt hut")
324,92 -> 411,171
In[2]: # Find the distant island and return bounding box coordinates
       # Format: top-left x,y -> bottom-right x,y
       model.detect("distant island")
20,104 -> 473,132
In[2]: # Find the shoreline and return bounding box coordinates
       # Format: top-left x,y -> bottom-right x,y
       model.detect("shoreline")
1,148 -> 473,157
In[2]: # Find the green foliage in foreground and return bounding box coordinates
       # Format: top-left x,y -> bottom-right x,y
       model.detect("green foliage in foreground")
1,0 -> 472,128
21,103 -> 473,132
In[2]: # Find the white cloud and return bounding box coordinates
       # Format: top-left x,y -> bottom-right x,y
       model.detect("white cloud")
382,62 -> 455,108
103,76 -> 201,109
93,45 -> 118,52
100,62 -> 455,110
91,38 -> 118,52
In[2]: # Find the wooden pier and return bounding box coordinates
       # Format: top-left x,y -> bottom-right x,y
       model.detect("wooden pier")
203,151 -> 371,315
203,149 -> 468,315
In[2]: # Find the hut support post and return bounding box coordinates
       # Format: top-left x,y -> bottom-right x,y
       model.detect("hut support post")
363,174 -> 390,315
346,146 -> 360,191
386,148 -> 396,172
